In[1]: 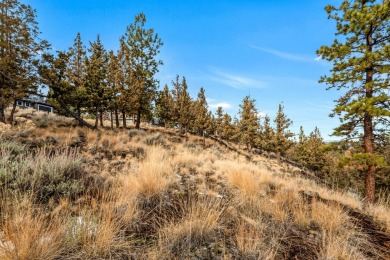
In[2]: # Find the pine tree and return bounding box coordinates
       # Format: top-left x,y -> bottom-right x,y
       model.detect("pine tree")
305,127 -> 326,172
107,50 -> 121,128
317,0 -> 390,204
289,126 -> 309,164
124,13 -> 163,129
261,114 -> 275,152
116,36 -> 133,128
274,103 -> 293,157
39,51 -> 94,129
85,35 -> 108,128
215,106 -> 224,137
172,75 -> 192,133
0,0 -> 49,123
239,96 -> 260,149
206,111 -> 216,136
193,87 -> 209,135
68,33 -> 87,117
220,113 -> 234,141
155,84 -> 174,127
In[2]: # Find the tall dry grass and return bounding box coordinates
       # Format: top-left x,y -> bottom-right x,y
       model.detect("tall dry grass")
0,123 -> 389,259
0,196 -> 65,260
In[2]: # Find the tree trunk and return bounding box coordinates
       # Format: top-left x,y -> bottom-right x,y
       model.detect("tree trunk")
122,111 -> 126,128
364,26 -> 376,205
364,97 -> 375,204
77,103 -> 81,118
0,101 -> 5,123
115,110 -> 119,128
202,131 -> 206,149
56,98 -> 95,129
9,100 -> 17,125
110,111 -> 113,129
95,107 -> 99,129
99,110 -> 104,127
135,109 -> 141,129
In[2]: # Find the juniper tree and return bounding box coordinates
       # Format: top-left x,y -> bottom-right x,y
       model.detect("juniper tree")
172,75 -> 192,133
220,113 -> 234,141
317,0 -> 390,204
0,0 -> 49,123
124,13 -> 163,129
39,51 -> 94,129
155,84 -> 174,127
261,115 -> 275,152
305,127 -> 326,172
239,96 -> 260,149
116,36 -> 133,128
274,103 -> 293,157
206,111 -> 216,136
68,33 -> 87,117
49,33 -> 88,118
85,35 -> 108,128
289,126 -> 309,164
107,50 -> 121,128
193,87 -> 209,136
215,106 -> 224,137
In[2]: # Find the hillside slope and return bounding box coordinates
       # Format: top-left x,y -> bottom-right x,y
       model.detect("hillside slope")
0,114 -> 389,259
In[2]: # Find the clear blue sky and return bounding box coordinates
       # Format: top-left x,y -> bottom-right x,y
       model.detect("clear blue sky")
26,0 -> 342,140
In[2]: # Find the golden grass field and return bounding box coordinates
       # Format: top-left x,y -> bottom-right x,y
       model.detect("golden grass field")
0,109 -> 389,259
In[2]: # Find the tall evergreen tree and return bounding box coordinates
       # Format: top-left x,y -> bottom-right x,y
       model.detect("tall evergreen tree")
124,13 -> 163,129
305,127 -> 326,172
274,103 -> 293,157
39,51 -> 94,129
116,36 -> 133,128
107,50 -> 121,128
239,96 -> 260,149
172,75 -> 192,133
289,126 -> 309,163
85,35 -> 108,128
68,33 -> 87,117
215,106 -> 224,137
0,0 -> 49,123
220,113 -> 234,141
155,84 -> 174,127
261,114 -> 275,152
317,0 -> 390,204
193,87 -> 209,136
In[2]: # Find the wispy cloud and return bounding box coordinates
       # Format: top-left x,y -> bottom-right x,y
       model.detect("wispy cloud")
207,67 -> 268,89
304,101 -> 333,110
249,45 -> 314,63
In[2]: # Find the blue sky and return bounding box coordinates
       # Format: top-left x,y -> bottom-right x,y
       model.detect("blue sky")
26,0 -> 342,140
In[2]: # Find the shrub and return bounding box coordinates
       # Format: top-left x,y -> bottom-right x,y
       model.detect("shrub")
0,147 -> 85,203
144,133 -> 166,146
128,129 -> 145,139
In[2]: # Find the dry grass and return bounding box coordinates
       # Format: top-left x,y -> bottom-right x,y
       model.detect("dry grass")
0,120 -> 389,259
155,197 -> 225,257
120,146 -> 173,198
0,196 -> 65,260
64,203 -> 128,259
366,203 -> 390,233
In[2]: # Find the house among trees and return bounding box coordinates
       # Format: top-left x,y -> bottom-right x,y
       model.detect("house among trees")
16,94 -> 54,113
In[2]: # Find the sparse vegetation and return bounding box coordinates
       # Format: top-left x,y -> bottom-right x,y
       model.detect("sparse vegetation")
0,119 -> 388,259
0,0 -> 389,258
